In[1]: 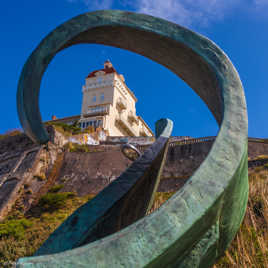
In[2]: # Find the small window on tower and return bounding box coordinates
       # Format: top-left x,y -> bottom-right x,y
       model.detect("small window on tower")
92,95 -> 96,102
100,93 -> 104,102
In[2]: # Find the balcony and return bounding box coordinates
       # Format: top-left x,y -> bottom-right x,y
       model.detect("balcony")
139,127 -> 148,137
128,111 -> 139,125
84,105 -> 109,117
116,97 -> 127,111
115,115 -> 136,136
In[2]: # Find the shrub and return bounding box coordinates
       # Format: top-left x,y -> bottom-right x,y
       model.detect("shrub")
255,155 -> 268,160
0,219 -> 33,239
49,184 -> 64,193
38,192 -> 76,211
47,122 -> 82,136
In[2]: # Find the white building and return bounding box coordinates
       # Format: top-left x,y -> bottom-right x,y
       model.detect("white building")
78,61 -> 153,137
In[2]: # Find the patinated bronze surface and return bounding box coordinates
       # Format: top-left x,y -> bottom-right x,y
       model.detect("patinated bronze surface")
34,118 -> 173,255
16,10 -> 248,267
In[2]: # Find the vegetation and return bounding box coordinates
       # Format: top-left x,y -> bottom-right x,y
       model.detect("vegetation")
46,121 -> 81,136
0,129 -> 22,140
0,158 -> 267,267
254,154 -> 268,160
64,142 -> 104,153
214,165 -> 268,268
48,184 -> 64,193
147,191 -> 175,214
147,167 -> 268,267
0,219 -> 33,239
0,193 -> 95,267
38,192 -> 75,212
47,121 -> 95,137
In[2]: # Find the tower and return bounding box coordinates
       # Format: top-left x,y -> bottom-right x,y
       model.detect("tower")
79,61 -> 153,137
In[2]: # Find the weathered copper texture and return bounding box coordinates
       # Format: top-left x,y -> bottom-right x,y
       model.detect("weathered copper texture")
16,10 -> 248,267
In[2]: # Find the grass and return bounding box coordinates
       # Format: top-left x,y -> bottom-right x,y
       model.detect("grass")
0,129 -> 23,140
148,167 -> 268,268
46,122 -> 82,137
1,161 -> 267,267
48,184 -> 64,193
0,219 -> 33,239
0,193 -> 95,267
254,154 -> 268,160
46,122 -> 96,137
147,191 -> 176,214
214,165 -> 268,268
65,142 -> 104,153
38,192 -> 76,212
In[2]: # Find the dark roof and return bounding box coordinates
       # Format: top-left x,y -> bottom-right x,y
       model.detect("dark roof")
86,66 -> 117,78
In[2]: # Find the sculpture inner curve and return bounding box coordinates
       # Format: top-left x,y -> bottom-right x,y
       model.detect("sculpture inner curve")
16,10 -> 248,268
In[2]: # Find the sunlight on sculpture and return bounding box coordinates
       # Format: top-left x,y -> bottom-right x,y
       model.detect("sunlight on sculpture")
16,10 -> 248,267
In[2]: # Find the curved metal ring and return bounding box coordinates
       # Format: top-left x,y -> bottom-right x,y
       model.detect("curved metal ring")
121,143 -> 142,161
17,10 -> 248,267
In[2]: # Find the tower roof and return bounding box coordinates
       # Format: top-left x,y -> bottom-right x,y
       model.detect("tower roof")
86,60 -> 117,78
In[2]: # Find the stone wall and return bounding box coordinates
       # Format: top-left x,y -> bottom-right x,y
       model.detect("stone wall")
1,129 -> 268,220
0,131 -> 60,220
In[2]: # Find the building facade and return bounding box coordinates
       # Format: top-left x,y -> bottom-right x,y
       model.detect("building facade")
78,61 -> 153,137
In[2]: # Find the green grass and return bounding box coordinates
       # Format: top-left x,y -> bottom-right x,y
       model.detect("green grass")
38,192 -> 76,212
0,193 -> 95,266
0,129 -> 23,140
0,219 -> 33,239
214,165 -> 268,268
147,168 -> 268,268
65,142 -> 104,153
48,184 -> 64,193
1,158 -> 268,267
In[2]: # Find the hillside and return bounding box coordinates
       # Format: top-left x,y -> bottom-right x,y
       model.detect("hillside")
0,127 -> 267,267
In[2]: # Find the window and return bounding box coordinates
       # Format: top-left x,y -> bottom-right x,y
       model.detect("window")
92,95 -> 96,102
100,93 -> 104,102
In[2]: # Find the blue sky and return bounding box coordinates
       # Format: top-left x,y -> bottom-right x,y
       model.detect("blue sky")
1,0 -> 268,138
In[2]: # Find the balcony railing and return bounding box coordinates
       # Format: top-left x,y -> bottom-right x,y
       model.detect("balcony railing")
115,115 -> 136,136
84,105 -> 109,117
116,97 -> 127,111
139,126 -> 149,137
128,111 -> 139,125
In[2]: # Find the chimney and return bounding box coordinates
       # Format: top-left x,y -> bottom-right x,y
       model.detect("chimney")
104,60 -> 113,69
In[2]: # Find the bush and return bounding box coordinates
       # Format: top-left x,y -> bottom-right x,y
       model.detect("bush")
49,184 -> 64,193
0,219 -> 33,239
48,122 -> 82,136
38,192 -> 76,211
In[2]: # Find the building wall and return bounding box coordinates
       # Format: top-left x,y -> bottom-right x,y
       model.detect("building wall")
80,66 -> 153,137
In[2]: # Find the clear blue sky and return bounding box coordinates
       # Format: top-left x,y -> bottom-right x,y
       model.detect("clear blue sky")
1,0 -> 268,138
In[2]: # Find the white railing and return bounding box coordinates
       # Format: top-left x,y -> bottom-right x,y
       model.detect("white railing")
116,97 -> 127,111
128,111 -> 139,125
85,105 -> 109,116
115,115 -> 137,136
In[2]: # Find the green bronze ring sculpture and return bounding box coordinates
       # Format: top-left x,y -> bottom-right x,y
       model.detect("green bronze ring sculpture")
17,10 -> 248,267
